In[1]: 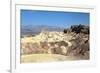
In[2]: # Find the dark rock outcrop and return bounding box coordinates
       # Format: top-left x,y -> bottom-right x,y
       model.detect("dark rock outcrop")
63,24 -> 89,34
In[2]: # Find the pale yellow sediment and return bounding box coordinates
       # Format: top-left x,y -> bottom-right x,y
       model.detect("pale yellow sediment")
21,54 -> 82,63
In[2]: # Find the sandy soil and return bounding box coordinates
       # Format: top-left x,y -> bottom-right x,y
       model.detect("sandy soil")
21,54 -> 82,63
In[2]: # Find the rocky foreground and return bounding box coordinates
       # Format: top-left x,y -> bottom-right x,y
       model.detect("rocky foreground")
21,24 -> 89,63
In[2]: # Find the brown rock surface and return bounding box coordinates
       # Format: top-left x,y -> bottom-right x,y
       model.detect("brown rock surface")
21,24 -> 89,60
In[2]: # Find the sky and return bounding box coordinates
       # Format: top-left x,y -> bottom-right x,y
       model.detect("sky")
21,9 -> 90,28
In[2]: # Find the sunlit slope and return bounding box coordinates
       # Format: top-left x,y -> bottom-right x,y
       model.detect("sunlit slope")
21,25 -> 89,63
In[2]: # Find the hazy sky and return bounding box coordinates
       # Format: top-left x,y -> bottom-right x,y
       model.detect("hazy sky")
21,9 -> 89,28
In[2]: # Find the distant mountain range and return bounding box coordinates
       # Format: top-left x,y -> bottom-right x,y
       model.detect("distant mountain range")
21,25 -> 64,36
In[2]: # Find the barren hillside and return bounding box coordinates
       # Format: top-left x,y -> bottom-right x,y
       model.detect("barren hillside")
21,24 -> 89,63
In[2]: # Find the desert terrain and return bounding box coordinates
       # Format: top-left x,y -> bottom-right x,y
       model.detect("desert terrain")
21,24 -> 89,63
